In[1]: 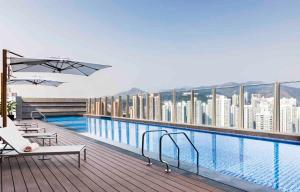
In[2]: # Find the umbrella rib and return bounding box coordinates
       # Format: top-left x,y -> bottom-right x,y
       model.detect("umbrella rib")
65,60 -> 100,71
25,80 -> 35,84
58,61 -> 89,75
41,62 -> 62,72
60,60 -> 75,71
73,66 -> 89,76
11,65 -> 36,72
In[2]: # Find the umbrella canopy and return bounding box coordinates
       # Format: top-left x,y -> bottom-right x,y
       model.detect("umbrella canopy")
9,57 -> 111,76
8,78 -> 64,87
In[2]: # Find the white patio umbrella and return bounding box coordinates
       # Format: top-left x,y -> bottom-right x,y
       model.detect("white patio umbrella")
9,57 -> 111,76
1,49 -> 112,128
8,78 -> 64,87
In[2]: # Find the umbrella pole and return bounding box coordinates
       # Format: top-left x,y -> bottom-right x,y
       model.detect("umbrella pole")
2,49 -> 7,128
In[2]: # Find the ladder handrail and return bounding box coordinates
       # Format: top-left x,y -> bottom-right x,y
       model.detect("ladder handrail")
31,111 -> 46,121
160,132 -> 199,174
141,130 -> 180,167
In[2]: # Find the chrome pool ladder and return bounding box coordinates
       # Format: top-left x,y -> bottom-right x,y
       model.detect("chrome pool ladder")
160,132 -> 199,174
141,130 -> 199,174
31,111 -> 46,121
142,130 -> 179,167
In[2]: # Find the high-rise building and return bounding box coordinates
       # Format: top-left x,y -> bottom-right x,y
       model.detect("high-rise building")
216,95 -> 231,127
132,95 -> 139,119
149,94 -> 155,120
244,105 -> 254,129
295,107 -> 300,133
138,94 -> 144,119
194,99 -> 203,125
231,105 -> 239,127
206,99 -> 213,125
154,95 -> 161,121
280,98 -> 296,133
162,101 -> 173,122
176,102 -> 183,123
232,94 -> 239,106
255,110 -> 273,131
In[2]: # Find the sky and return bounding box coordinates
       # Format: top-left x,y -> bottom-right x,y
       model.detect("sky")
0,0 -> 300,98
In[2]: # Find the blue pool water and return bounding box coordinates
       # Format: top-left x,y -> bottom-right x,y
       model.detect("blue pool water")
47,116 -> 300,192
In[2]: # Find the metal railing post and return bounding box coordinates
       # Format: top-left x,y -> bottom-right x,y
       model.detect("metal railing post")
212,88 -> 216,126
94,98 -> 97,115
172,89 -> 177,123
111,96 -> 115,117
145,94 -> 150,120
118,96 -> 122,117
134,94 -> 139,119
126,95 -> 129,118
158,93 -> 162,121
104,96 -> 108,116
190,89 -> 195,124
99,97 -> 102,115
88,98 -> 91,114
86,98 -> 89,114
139,94 -> 144,119
274,82 -> 280,132
239,85 -> 244,129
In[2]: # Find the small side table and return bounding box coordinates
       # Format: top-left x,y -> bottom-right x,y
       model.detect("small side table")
38,136 -> 57,160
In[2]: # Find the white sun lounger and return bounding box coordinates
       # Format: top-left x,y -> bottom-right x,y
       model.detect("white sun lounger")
0,128 -> 86,168
17,127 -> 46,133
21,132 -> 58,144
6,118 -> 46,133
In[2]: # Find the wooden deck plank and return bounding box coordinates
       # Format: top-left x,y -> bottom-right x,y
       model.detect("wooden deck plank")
16,157 -> 40,192
9,157 -> 27,192
48,154 -> 120,192
24,156 -> 53,192
61,149 -> 160,192
32,156 -> 66,192
40,157 -> 80,192
52,154 -> 105,192
59,153 -> 132,192
1,157 -> 14,192
48,155 -> 92,192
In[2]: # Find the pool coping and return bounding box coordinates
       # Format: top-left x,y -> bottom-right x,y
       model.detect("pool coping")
45,119 -> 277,192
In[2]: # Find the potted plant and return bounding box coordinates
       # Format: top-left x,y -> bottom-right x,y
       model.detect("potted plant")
7,100 -> 16,120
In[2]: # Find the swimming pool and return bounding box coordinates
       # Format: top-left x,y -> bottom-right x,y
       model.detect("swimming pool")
47,116 -> 300,192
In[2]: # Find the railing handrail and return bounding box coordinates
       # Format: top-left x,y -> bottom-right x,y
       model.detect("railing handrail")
31,111 -> 46,121
141,130 -> 179,168
160,132 -> 199,174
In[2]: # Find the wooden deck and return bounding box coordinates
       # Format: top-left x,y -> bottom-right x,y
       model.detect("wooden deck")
0,120 -> 243,192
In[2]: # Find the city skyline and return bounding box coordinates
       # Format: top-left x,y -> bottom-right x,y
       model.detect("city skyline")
104,88 -> 300,134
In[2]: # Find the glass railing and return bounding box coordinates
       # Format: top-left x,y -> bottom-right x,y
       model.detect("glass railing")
176,90 -> 191,124
160,91 -> 173,122
280,81 -> 300,134
88,81 -> 300,135
148,93 -> 159,121
216,86 -> 240,128
194,88 -> 212,126
244,83 -> 274,131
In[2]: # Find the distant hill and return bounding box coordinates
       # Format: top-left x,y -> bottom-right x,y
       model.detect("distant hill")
114,87 -> 148,98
